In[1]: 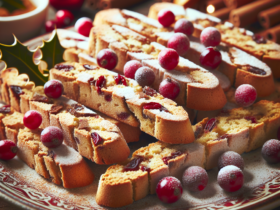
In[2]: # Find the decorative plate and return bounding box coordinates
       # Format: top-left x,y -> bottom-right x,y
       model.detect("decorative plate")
1,31 -> 280,210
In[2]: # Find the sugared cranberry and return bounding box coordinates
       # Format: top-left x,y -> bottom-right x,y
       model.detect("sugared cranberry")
199,47 -> 222,70
218,151 -> 244,170
182,166 -> 208,192
124,60 -> 142,79
123,156 -> 144,172
174,19 -> 194,36
91,132 -> 103,146
217,165 -> 244,192
159,78 -> 180,100
0,140 -> 17,160
96,76 -> 106,95
244,116 -> 257,123
252,35 -> 267,44
261,139 -> 280,163
158,10 -> 175,27
200,27 -> 221,47
143,102 -> 168,112
41,126 -> 63,148
56,10 -> 74,27
74,17 -> 93,37
235,84 -> 257,107
23,110 -> 42,130
135,67 -> 155,87
45,20 -> 62,33
167,33 -> 190,56
158,48 -> 179,71
0,105 -> 11,113
204,118 -> 217,132
97,49 -> 118,70
156,176 -> 183,204
162,151 -> 182,165
114,74 -> 127,86
44,79 -> 64,99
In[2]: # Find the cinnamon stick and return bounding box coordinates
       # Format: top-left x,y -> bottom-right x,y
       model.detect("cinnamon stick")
173,0 -> 200,8
229,0 -> 280,27
266,24 -> 280,44
211,7 -> 231,20
259,5 -> 280,29
223,0 -> 256,9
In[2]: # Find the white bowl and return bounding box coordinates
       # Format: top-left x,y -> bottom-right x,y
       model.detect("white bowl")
0,0 -> 49,44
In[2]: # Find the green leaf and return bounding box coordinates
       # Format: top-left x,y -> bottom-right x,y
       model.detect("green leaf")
0,36 -> 48,86
40,30 -> 65,70
0,0 -> 26,13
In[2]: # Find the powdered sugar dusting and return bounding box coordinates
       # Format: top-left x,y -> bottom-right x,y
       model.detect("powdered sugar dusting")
156,32 -> 175,43
53,144 -> 82,165
127,22 -> 144,32
77,72 -> 93,83
149,109 -> 186,120
211,71 -> 230,91
114,86 -> 137,100
185,8 -> 221,23
218,151 -> 244,170
127,52 -> 154,60
151,42 -> 166,51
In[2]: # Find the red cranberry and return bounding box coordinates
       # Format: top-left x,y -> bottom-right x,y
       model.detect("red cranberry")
218,151 -> 244,170
135,67 -> 155,87
124,60 -> 142,79
217,165 -> 244,192
158,48 -> 179,71
114,74 -> 127,86
0,140 -> 17,160
97,49 -> 118,70
44,79 -> 64,99
54,64 -> 74,71
23,110 -> 42,130
235,84 -> 257,107
56,10 -> 74,27
262,139 -> 280,163
156,176 -> 183,204
45,20 -> 62,33
41,126 -> 63,148
167,33 -> 190,56
199,47 -> 222,70
182,166 -> 208,192
200,27 -> 221,47
174,19 -> 194,36
159,78 -> 180,100
74,17 -> 93,37
91,132 -> 103,146
158,10 -> 175,27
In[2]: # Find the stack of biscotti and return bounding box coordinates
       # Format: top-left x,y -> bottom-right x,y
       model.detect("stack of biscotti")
80,23 -> 227,111
0,68 -> 131,165
0,68 -> 141,143
0,103 -> 94,188
49,62 -> 195,144
93,9 -> 275,98
148,2 -> 280,78
96,99 -> 280,207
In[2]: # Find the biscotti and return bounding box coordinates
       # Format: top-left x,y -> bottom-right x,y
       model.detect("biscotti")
96,141 -> 205,207
193,100 -> 280,170
0,69 -> 131,165
148,2 -> 280,78
94,9 -> 275,98
85,23 -> 227,111
17,128 -> 95,188
50,62 -> 195,144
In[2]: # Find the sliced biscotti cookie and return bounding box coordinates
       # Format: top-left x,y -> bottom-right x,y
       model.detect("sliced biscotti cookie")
147,2 -> 280,79
193,100 -> 280,169
0,104 -> 14,140
17,128 -> 94,188
2,111 -> 24,143
96,141 -> 205,208
50,62 -> 195,144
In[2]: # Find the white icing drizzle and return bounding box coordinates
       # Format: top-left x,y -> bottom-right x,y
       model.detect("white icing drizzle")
127,52 -> 154,60
168,4 -> 186,16
185,8 -> 221,23
151,42 -> 166,51
122,9 -> 163,28
127,22 -> 144,32
224,21 -> 234,29
114,86 -> 137,100
77,72 -> 93,83
155,31 -> 174,42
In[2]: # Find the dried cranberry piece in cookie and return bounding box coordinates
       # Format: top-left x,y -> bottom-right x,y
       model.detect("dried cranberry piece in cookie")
83,64 -> 97,70
162,151 -> 183,165
117,112 -> 130,120
140,165 -> 151,172
143,102 -> 168,112
204,118 -> 217,132
95,76 -> 106,95
54,64 -> 74,71
143,86 -> 157,97
123,156 -> 144,172
10,85 -> 24,98
91,132 -> 103,146
114,74 -> 127,86
252,35 -> 267,44
244,116 -> 257,123
0,105 -> 11,114
245,65 -> 266,75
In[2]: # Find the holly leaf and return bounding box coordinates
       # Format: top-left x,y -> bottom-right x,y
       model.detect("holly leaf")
0,0 -> 26,13
39,30 -> 65,70
0,36 -> 48,86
